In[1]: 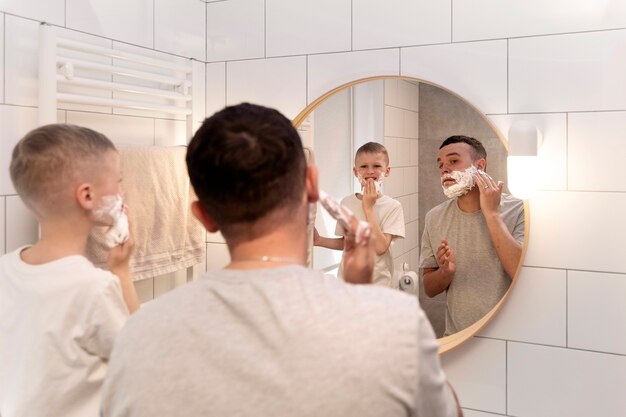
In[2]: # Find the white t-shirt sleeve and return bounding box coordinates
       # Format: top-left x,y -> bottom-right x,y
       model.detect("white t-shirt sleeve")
80,277 -> 129,359
381,200 -> 405,239
415,308 -> 458,417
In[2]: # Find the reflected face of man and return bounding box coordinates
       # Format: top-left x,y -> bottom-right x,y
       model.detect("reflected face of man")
437,142 -> 484,189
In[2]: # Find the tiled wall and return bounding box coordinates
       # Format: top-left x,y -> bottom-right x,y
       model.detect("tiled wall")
383,79 -> 420,274
3,1 -> 626,416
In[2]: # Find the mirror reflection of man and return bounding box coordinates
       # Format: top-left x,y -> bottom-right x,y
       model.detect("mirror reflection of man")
419,135 -> 525,336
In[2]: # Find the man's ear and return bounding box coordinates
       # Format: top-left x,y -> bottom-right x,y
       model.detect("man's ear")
306,164 -> 319,203
191,201 -> 219,233
477,159 -> 487,171
75,183 -> 94,210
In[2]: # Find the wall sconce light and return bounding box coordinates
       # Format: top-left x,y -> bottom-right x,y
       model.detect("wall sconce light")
507,120 -> 542,199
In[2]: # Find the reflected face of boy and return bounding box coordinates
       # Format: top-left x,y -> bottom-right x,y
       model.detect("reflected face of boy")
353,152 -> 390,183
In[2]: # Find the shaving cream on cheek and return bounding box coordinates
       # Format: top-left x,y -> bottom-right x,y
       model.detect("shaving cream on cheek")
92,194 -> 129,247
358,173 -> 385,194
441,166 -> 478,199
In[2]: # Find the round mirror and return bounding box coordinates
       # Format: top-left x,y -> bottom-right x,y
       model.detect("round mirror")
294,76 -> 528,354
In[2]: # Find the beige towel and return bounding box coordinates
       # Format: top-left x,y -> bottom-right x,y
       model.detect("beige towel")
87,146 -> 205,280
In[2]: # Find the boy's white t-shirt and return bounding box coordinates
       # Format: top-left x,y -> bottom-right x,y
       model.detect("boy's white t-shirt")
335,193 -> 405,286
0,246 -> 129,417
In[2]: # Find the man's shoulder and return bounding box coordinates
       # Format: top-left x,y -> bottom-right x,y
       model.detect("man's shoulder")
500,193 -> 525,213
425,199 -> 454,219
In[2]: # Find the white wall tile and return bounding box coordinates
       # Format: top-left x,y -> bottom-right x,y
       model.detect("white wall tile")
409,138 -> 418,166
6,196 -> 38,252
488,113 -> 567,191
206,0 -> 264,62
206,242 -> 230,270
154,119 -> 187,146
509,30 -> 626,113
454,0 -> 626,42
404,220 -> 418,250
395,138 -> 411,167
206,62 -> 226,117
155,0 -> 206,60
66,112 -> 155,146
192,60 -> 207,128
569,270 -> 626,355
404,166 -> 418,194
479,267 -> 567,346
398,80 -> 419,112
307,49 -> 400,105
408,193 -> 418,222
266,0 -> 350,57
0,15 -> 4,104
384,136 -> 398,167
401,41 -> 507,115
206,231 -> 225,244
4,16 -> 39,106
0,197 -> 5,255
462,410 -> 503,417
0,0 -> 65,26
384,106 -> 404,138
226,56 -> 306,120
66,0 -> 154,48
353,0 -> 450,50
508,342 -> 626,417
568,111 -> 626,191
384,167 -> 404,198
0,105 -> 38,195
134,278 -> 154,303
441,337 -> 506,413
525,191 -> 626,274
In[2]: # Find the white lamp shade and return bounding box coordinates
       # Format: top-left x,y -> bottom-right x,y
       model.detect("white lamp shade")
507,155 -> 539,199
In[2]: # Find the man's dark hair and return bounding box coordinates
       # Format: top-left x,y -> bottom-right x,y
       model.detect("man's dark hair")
439,135 -> 487,161
186,103 -> 306,235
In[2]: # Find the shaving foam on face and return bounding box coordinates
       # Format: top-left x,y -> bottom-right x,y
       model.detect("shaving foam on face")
357,173 -> 385,194
92,194 -> 129,247
441,166 -> 479,199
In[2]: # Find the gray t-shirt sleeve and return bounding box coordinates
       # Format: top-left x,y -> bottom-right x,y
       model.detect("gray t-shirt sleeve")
419,220 -> 438,270
415,308 -> 458,417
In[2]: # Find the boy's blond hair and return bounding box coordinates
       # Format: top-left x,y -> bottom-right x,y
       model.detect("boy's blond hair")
10,124 -> 116,217
354,141 -> 389,166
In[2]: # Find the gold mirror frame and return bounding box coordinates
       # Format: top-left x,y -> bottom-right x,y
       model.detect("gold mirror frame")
293,75 -> 530,354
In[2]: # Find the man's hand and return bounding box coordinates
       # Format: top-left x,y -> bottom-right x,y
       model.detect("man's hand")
436,239 -> 456,276
475,171 -> 503,217
342,216 -> 374,284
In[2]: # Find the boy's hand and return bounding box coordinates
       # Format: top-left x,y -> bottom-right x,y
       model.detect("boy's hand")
362,179 -> 377,211
342,216 -> 374,284
107,208 -> 134,274
313,227 -> 321,246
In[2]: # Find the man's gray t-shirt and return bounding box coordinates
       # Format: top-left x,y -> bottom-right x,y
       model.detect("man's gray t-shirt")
419,194 -> 525,336
101,266 -> 457,417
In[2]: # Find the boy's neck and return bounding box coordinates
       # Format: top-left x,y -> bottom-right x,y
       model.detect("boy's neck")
20,218 -> 92,265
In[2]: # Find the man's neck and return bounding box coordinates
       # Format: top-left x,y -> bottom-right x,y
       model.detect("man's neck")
226,224 -> 307,270
456,187 -> 481,213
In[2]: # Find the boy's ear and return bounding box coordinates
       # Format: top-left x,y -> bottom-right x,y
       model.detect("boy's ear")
75,183 -> 95,210
191,201 -> 219,233
352,166 -> 358,178
306,164 -> 319,203
384,166 -> 391,177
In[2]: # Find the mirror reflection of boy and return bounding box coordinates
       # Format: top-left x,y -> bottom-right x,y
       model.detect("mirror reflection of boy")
0,124 -> 139,417
419,135 -> 524,336
314,142 -> 406,286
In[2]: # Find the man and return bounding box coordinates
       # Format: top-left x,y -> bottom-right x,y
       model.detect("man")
101,103 -> 462,417
420,135 -> 525,336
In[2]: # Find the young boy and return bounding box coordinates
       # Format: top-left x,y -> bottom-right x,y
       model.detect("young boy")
0,124 -> 139,417
314,142 -> 405,286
